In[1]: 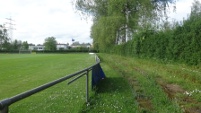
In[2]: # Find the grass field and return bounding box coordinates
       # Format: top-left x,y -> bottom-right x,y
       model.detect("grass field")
0,53 -> 95,113
1,53 -> 201,113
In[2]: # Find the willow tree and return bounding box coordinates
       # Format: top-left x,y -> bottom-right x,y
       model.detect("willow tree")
73,0 -> 176,51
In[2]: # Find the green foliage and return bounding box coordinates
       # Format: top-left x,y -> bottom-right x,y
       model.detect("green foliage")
22,41 -> 29,50
91,16 -> 125,51
2,40 -> 11,50
109,1 -> 201,65
75,0 -> 175,50
0,27 -> 29,50
0,24 -> 9,50
12,39 -> 22,50
43,36 -> 57,51
103,0 -> 201,65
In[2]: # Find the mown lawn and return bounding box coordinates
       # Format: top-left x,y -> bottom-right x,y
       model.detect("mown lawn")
0,53 -> 95,113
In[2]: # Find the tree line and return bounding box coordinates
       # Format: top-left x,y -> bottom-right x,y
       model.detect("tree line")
0,32 -> 91,52
111,0 -> 201,65
74,0 -> 176,50
75,0 -> 201,65
131,0 -> 201,65
0,26 -> 29,51
0,30 -> 57,51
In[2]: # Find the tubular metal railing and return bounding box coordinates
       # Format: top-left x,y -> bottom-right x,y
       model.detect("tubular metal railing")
0,54 -> 100,113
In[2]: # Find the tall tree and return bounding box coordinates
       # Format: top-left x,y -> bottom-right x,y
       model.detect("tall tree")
43,37 -> 57,51
0,24 -> 9,50
74,0 -> 176,50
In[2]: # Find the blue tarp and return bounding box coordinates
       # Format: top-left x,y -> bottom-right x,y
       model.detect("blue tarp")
92,64 -> 106,89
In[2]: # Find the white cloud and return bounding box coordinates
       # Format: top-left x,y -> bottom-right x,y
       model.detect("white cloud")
0,0 -> 92,45
169,0 -> 201,21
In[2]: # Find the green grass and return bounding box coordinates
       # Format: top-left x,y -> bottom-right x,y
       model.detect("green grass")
1,53 -> 201,113
80,61 -> 138,113
96,53 -> 201,113
0,53 -> 95,113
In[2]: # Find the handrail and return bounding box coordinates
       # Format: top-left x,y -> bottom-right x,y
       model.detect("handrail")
0,54 -> 100,113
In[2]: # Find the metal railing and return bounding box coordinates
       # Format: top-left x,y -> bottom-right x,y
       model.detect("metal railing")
0,54 -> 100,113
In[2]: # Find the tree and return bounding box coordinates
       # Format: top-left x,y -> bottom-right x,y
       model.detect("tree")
191,0 -> 201,16
12,39 -> 22,50
73,0 -> 176,51
2,40 -> 11,50
22,41 -> 29,50
0,24 -> 9,50
43,37 -> 57,51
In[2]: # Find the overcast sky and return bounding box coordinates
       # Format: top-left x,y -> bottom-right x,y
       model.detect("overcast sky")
0,0 -> 200,45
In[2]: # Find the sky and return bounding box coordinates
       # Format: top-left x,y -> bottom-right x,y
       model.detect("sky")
0,0 -> 93,45
168,0 -> 198,21
0,0 -> 200,45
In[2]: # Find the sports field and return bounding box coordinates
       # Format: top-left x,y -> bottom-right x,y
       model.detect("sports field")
0,53 -> 95,113
1,53 -> 200,113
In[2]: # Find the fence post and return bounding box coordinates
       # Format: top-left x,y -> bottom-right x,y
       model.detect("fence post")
86,70 -> 89,104
0,106 -> 8,113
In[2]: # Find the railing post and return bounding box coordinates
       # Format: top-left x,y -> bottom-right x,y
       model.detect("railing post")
86,70 -> 89,104
0,106 -> 8,113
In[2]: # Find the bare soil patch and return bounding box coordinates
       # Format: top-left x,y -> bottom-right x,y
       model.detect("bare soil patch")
185,107 -> 201,113
137,98 -> 153,111
156,78 -> 201,113
157,78 -> 184,98
126,75 -> 153,112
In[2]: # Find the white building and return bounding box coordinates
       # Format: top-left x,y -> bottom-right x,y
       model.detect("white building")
71,42 -> 91,48
29,44 -> 69,51
56,44 -> 69,50
28,44 -> 45,51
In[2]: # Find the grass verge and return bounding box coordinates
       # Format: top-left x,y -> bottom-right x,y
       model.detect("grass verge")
95,53 -> 201,113
79,60 -> 138,113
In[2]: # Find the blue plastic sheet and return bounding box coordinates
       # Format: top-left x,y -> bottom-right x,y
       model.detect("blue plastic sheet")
92,64 -> 106,89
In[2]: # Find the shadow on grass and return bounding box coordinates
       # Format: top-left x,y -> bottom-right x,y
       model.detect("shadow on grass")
79,76 -> 131,113
95,77 -> 128,93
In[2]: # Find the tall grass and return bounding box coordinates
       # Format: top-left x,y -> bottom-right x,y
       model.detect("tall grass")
98,53 -> 201,112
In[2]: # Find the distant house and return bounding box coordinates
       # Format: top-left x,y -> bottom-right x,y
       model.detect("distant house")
28,44 -> 45,51
71,42 -> 91,48
37,44 -> 45,51
56,44 -> 69,50
29,44 -> 69,51
71,41 -> 81,48
80,43 -> 91,48
28,44 -> 36,50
